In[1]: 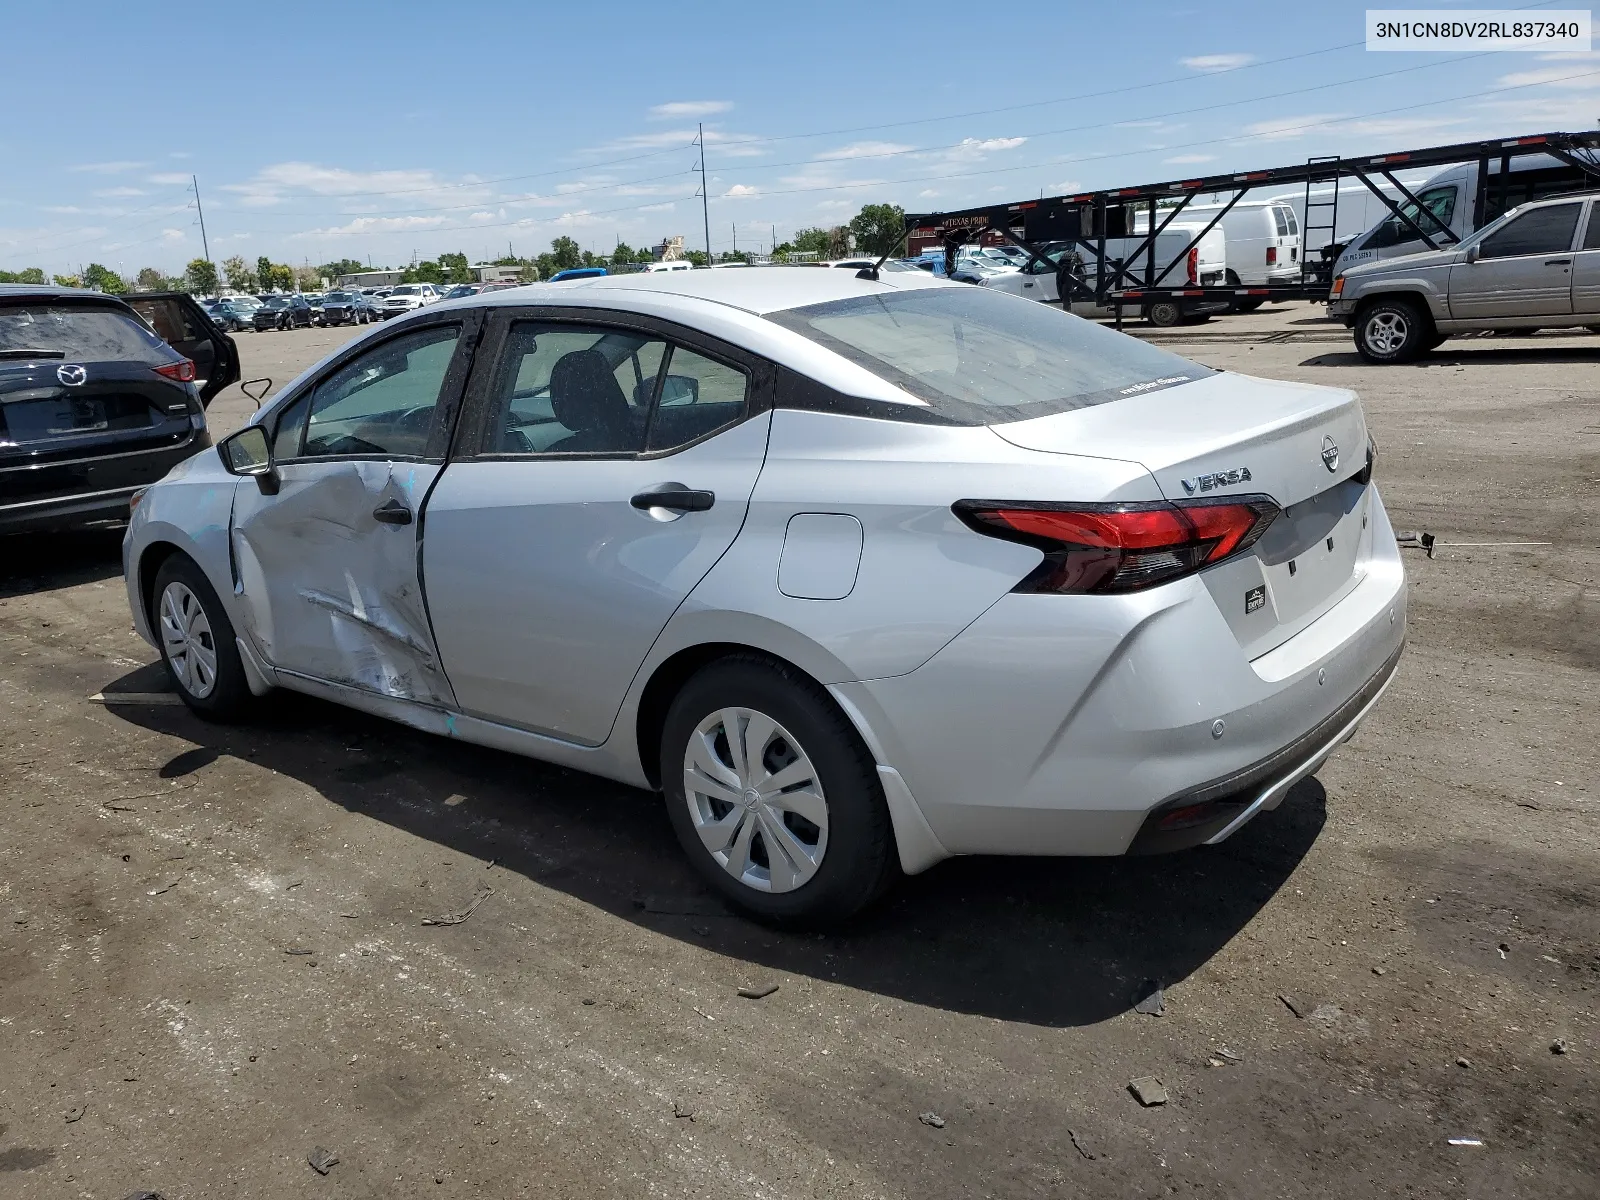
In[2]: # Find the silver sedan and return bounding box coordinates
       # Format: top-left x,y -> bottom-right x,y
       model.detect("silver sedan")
123,268 -> 1406,924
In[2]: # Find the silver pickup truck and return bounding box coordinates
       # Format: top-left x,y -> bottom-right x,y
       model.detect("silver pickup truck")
1329,190 -> 1600,363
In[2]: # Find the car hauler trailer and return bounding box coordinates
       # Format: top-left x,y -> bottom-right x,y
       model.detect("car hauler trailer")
899,130 -> 1600,321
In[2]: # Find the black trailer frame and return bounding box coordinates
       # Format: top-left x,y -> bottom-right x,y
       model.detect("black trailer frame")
902,130 -> 1600,317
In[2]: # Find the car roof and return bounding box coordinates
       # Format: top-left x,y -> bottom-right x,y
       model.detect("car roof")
476,263 -> 957,317
0,283 -> 136,304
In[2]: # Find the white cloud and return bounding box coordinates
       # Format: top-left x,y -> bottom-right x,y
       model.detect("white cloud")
1163,153 -> 1217,164
147,172 -> 191,185
815,141 -> 915,160
589,127 -> 768,158
1238,112 -> 1347,142
638,201 -> 676,212
291,214 -> 453,238
1494,55 -> 1600,89
1182,53 -> 1254,73
94,186 -> 147,197
918,189 -> 939,198
723,184 -> 760,198
169,151 -> 192,159
224,162 -> 494,210
649,100 -> 733,120
70,160 -> 148,174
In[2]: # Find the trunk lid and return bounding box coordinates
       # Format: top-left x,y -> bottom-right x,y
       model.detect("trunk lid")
991,371 -> 1373,657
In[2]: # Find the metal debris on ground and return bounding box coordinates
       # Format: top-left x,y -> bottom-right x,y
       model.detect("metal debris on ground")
120,1192 -> 168,1200
1214,1046 -> 1242,1063
1456,1057 -> 1472,1068
1498,942 -> 1509,958
1394,530 -> 1436,557
421,885 -> 493,926
285,947 -> 315,956
919,1112 -> 946,1128
673,1102 -> 695,1120
306,1145 -> 340,1175
1068,1128 -> 1097,1160
737,983 -> 780,999
1128,1077 -> 1168,1107
1448,1137 -> 1485,1147
1132,980 -> 1165,1016
636,893 -> 727,917
1279,993 -> 1309,1018
1372,966 -> 1387,976
145,880 -> 181,896
1551,1038 -> 1568,1055
65,1105 -> 86,1122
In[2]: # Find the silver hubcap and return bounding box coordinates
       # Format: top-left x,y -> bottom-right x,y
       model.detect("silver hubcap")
683,707 -> 829,893
159,581 -> 218,699
1364,310 -> 1409,356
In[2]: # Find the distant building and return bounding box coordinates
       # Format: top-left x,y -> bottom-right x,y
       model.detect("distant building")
334,269 -> 405,288
653,235 -> 685,262
471,263 -> 524,283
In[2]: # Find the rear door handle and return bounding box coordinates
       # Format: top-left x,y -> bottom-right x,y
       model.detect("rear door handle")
373,498 -> 413,525
631,487 -> 714,512
1546,258 -> 1572,266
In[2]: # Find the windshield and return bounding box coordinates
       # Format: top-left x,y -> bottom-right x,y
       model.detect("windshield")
391,286 -> 418,296
262,298 -> 288,309
767,287 -> 1212,424
324,293 -> 351,302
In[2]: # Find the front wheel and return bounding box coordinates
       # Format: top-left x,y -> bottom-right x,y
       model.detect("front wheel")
152,554 -> 255,720
1355,298 -> 1431,364
660,656 -> 898,926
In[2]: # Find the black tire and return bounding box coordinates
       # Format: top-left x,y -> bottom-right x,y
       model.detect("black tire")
659,655 -> 899,927
150,553 -> 256,721
1354,297 -> 1431,364
1422,332 -> 1449,351
1145,300 -> 1182,328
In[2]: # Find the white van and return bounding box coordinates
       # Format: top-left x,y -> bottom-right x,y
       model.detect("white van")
644,260 -> 694,273
986,223 -> 1229,325
1136,200 -> 1301,292
1332,153 -> 1600,277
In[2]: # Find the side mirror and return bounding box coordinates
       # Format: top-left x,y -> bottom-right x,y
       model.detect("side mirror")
1465,243 -> 1481,264
218,426 -> 279,495
658,374 -> 701,405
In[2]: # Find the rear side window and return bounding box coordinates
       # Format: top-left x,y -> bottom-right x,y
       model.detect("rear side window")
0,304 -> 169,363
766,287 -> 1211,424
1280,206 -> 1299,235
1272,207 -> 1290,236
125,297 -> 207,345
1585,203 -> 1600,250
1478,202 -> 1582,260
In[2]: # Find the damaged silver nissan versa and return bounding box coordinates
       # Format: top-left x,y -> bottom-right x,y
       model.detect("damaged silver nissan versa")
123,268 -> 1405,924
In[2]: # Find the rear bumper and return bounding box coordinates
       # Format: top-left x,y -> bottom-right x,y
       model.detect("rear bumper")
835,486 -> 1408,859
0,434 -> 209,535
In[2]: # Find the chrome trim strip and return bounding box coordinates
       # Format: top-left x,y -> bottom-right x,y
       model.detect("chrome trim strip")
0,483 -> 142,512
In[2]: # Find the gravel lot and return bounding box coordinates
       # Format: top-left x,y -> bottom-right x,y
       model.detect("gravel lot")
1,306 -> 1595,1199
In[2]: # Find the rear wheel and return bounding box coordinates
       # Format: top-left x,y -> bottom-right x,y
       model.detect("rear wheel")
1145,300 -> 1182,328
1355,298 -> 1431,364
152,554 -> 255,720
660,656 -> 898,926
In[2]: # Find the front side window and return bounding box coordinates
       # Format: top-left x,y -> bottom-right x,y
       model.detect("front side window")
490,322 -> 665,454
296,324 -> 462,459
767,286 -> 1210,424
1477,202 -> 1582,260
1367,185 -> 1458,249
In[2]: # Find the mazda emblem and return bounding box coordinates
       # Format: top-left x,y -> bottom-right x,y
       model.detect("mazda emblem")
57,364 -> 88,387
1321,435 -> 1339,473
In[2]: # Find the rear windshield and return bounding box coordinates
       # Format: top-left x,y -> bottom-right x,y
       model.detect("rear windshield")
324,293 -> 352,302
391,286 -> 418,296
766,287 -> 1212,424
0,304 -> 169,363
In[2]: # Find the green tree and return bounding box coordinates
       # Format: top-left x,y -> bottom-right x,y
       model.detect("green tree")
791,228 -> 831,256
82,263 -> 127,294
185,258 -> 218,295
611,243 -> 635,267
0,266 -> 47,284
848,203 -> 906,257
684,250 -> 709,268
549,236 -> 582,271
437,251 -> 473,284
222,255 -> 256,292
293,264 -> 322,290
533,253 -> 556,281
256,256 -> 275,291
771,241 -> 795,260
53,274 -> 82,288
318,257 -> 366,281
401,260 -> 447,284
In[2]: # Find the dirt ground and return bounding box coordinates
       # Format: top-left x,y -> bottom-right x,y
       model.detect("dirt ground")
1,306 -> 1595,1199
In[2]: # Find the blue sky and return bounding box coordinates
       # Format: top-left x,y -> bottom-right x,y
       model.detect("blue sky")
3,1 -> 1597,275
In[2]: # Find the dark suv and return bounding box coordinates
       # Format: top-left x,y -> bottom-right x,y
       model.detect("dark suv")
253,294 -> 314,331
1,286 -> 238,534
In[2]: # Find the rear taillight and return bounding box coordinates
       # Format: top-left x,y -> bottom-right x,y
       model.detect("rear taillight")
153,359 -> 196,383
1266,246 -> 1278,265
954,497 -> 1279,594
1186,247 -> 1199,284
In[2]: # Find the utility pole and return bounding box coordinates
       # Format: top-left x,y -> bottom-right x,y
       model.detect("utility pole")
731,223 -> 736,258
696,122 -> 711,267
191,175 -> 214,294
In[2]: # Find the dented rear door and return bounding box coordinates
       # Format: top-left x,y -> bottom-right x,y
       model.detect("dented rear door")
229,315 -> 480,705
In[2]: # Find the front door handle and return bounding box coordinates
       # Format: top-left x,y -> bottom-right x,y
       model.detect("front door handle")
373,498 -> 413,526
1545,258 -> 1572,266
631,486 -> 714,512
